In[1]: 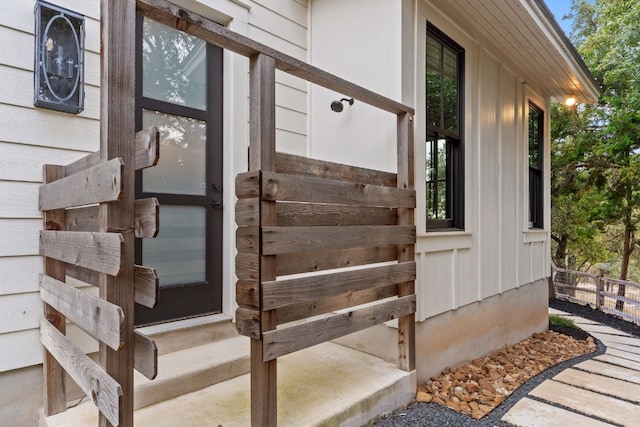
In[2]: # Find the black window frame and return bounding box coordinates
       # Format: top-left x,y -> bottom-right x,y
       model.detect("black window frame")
528,102 -> 544,229
425,23 -> 465,231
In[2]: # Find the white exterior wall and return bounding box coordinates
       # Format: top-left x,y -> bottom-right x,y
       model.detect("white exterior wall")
414,2 -> 551,322
0,0 -> 308,375
309,0 -> 551,323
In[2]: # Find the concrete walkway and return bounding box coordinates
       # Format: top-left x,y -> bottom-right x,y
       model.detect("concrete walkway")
502,308 -> 640,427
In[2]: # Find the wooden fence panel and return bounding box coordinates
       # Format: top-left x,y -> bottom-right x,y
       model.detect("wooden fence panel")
276,246 -> 398,276
40,230 -> 123,276
134,330 -> 158,380
41,319 -> 122,426
262,295 -> 416,361
40,274 -> 124,351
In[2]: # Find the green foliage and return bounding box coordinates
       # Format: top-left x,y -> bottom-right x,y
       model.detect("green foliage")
552,0 -> 640,282
549,315 -> 578,329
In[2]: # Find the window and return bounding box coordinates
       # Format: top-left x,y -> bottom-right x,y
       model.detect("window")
528,102 -> 544,228
426,24 -> 464,230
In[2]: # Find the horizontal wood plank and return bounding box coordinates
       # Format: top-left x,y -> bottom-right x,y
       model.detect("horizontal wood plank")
40,319 -> 122,425
236,280 -> 259,309
63,127 -> 160,177
134,127 -> 160,170
276,246 -> 398,276
235,307 -> 260,339
65,264 -> 158,308
134,330 -> 158,380
276,283 -> 400,325
276,203 -> 397,227
235,253 -> 259,281
40,231 -> 123,276
263,295 -> 416,361
39,158 -> 124,211
261,171 -> 415,208
275,152 -> 397,186
134,198 -> 159,238
262,262 -> 415,310
236,226 -> 260,253
133,265 -> 159,308
235,198 -> 260,227
66,198 -> 159,238
262,225 -> 415,255
40,274 -> 124,350
235,170 -> 260,199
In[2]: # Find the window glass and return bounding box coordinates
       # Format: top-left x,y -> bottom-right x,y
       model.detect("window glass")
426,35 -> 442,129
143,205 -> 206,287
528,103 -> 544,228
142,109 -> 206,195
426,137 -> 450,220
142,18 -> 206,110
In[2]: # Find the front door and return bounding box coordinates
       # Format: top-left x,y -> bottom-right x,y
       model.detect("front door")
134,16 -> 223,325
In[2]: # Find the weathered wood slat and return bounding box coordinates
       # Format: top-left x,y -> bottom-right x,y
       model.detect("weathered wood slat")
261,171 -> 416,208
275,152 -> 397,187
263,262 -> 416,310
235,307 -> 260,339
276,246 -> 398,276
235,198 -> 259,226
263,295 -> 416,361
39,158 -> 123,211
135,0 -> 414,116
262,225 -> 415,255
63,127 -> 159,177
40,230 -> 123,276
235,170 -> 260,199
235,253 -> 259,281
66,198 -> 159,238
276,203 -> 397,227
134,198 -> 159,238
134,330 -> 157,380
276,283 -> 400,325
40,274 -> 124,351
134,127 -> 160,170
236,280 -> 259,309
40,319 -> 122,426
236,226 -> 260,253
64,264 -> 158,308
42,164 -> 67,415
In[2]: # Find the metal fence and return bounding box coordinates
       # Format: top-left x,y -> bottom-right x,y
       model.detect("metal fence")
552,267 -> 640,325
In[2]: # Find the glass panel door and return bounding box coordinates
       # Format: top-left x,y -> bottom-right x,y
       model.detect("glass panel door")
135,16 -> 223,325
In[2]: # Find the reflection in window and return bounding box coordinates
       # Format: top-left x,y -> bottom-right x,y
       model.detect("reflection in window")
426,24 -> 464,229
142,110 -> 206,195
142,18 -> 206,110
529,103 -> 544,228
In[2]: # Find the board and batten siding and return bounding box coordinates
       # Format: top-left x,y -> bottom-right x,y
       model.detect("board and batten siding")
413,2 -> 550,321
0,0 -> 309,374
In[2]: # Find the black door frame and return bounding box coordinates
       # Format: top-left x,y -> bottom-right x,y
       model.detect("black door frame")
134,15 -> 224,325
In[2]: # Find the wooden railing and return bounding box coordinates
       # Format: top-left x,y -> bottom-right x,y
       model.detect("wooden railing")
552,267 -> 640,325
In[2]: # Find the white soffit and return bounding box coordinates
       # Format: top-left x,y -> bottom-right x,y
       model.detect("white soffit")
438,0 -> 600,103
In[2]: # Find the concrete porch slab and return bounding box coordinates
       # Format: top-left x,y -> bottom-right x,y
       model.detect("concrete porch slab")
553,368 -> 640,403
43,342 -> 415,427
529,379 -> 640,426
501,397 -> 614,427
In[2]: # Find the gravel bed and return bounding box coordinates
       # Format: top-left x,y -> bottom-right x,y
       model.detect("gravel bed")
372,299 -> 620,427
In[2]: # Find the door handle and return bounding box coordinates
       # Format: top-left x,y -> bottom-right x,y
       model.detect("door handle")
208,201 -> 223,209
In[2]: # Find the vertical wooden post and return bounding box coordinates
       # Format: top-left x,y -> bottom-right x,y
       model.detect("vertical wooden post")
397,112 -> 415,371
42,165 -> 67,415
99,1 -> 136,426
249,53 -> 277,426
596,268 -> 605,309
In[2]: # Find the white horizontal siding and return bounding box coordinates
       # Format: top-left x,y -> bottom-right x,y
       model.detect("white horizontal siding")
0,256 -> 41,296
0,142 -> 89,183
0,219 -> 41,257
0,292 -> 41,335
0,181 -> 41,218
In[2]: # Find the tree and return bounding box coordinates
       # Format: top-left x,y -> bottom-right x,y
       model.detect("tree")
568,0 -> 640,310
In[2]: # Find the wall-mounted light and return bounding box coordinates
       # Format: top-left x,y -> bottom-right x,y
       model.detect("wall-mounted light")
330,98 -> 354,113
565,96 -> 577,107
34,1 -> 85,114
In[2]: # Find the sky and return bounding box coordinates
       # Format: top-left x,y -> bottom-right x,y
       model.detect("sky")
544,0 -> 574,36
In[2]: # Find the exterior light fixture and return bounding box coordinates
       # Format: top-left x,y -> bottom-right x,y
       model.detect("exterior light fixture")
330,98 -> 354,112
565,96 -> 577,107
34,1 -> 85,114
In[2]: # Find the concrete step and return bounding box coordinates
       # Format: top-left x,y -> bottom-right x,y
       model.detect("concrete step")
43,342 -> 415,427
